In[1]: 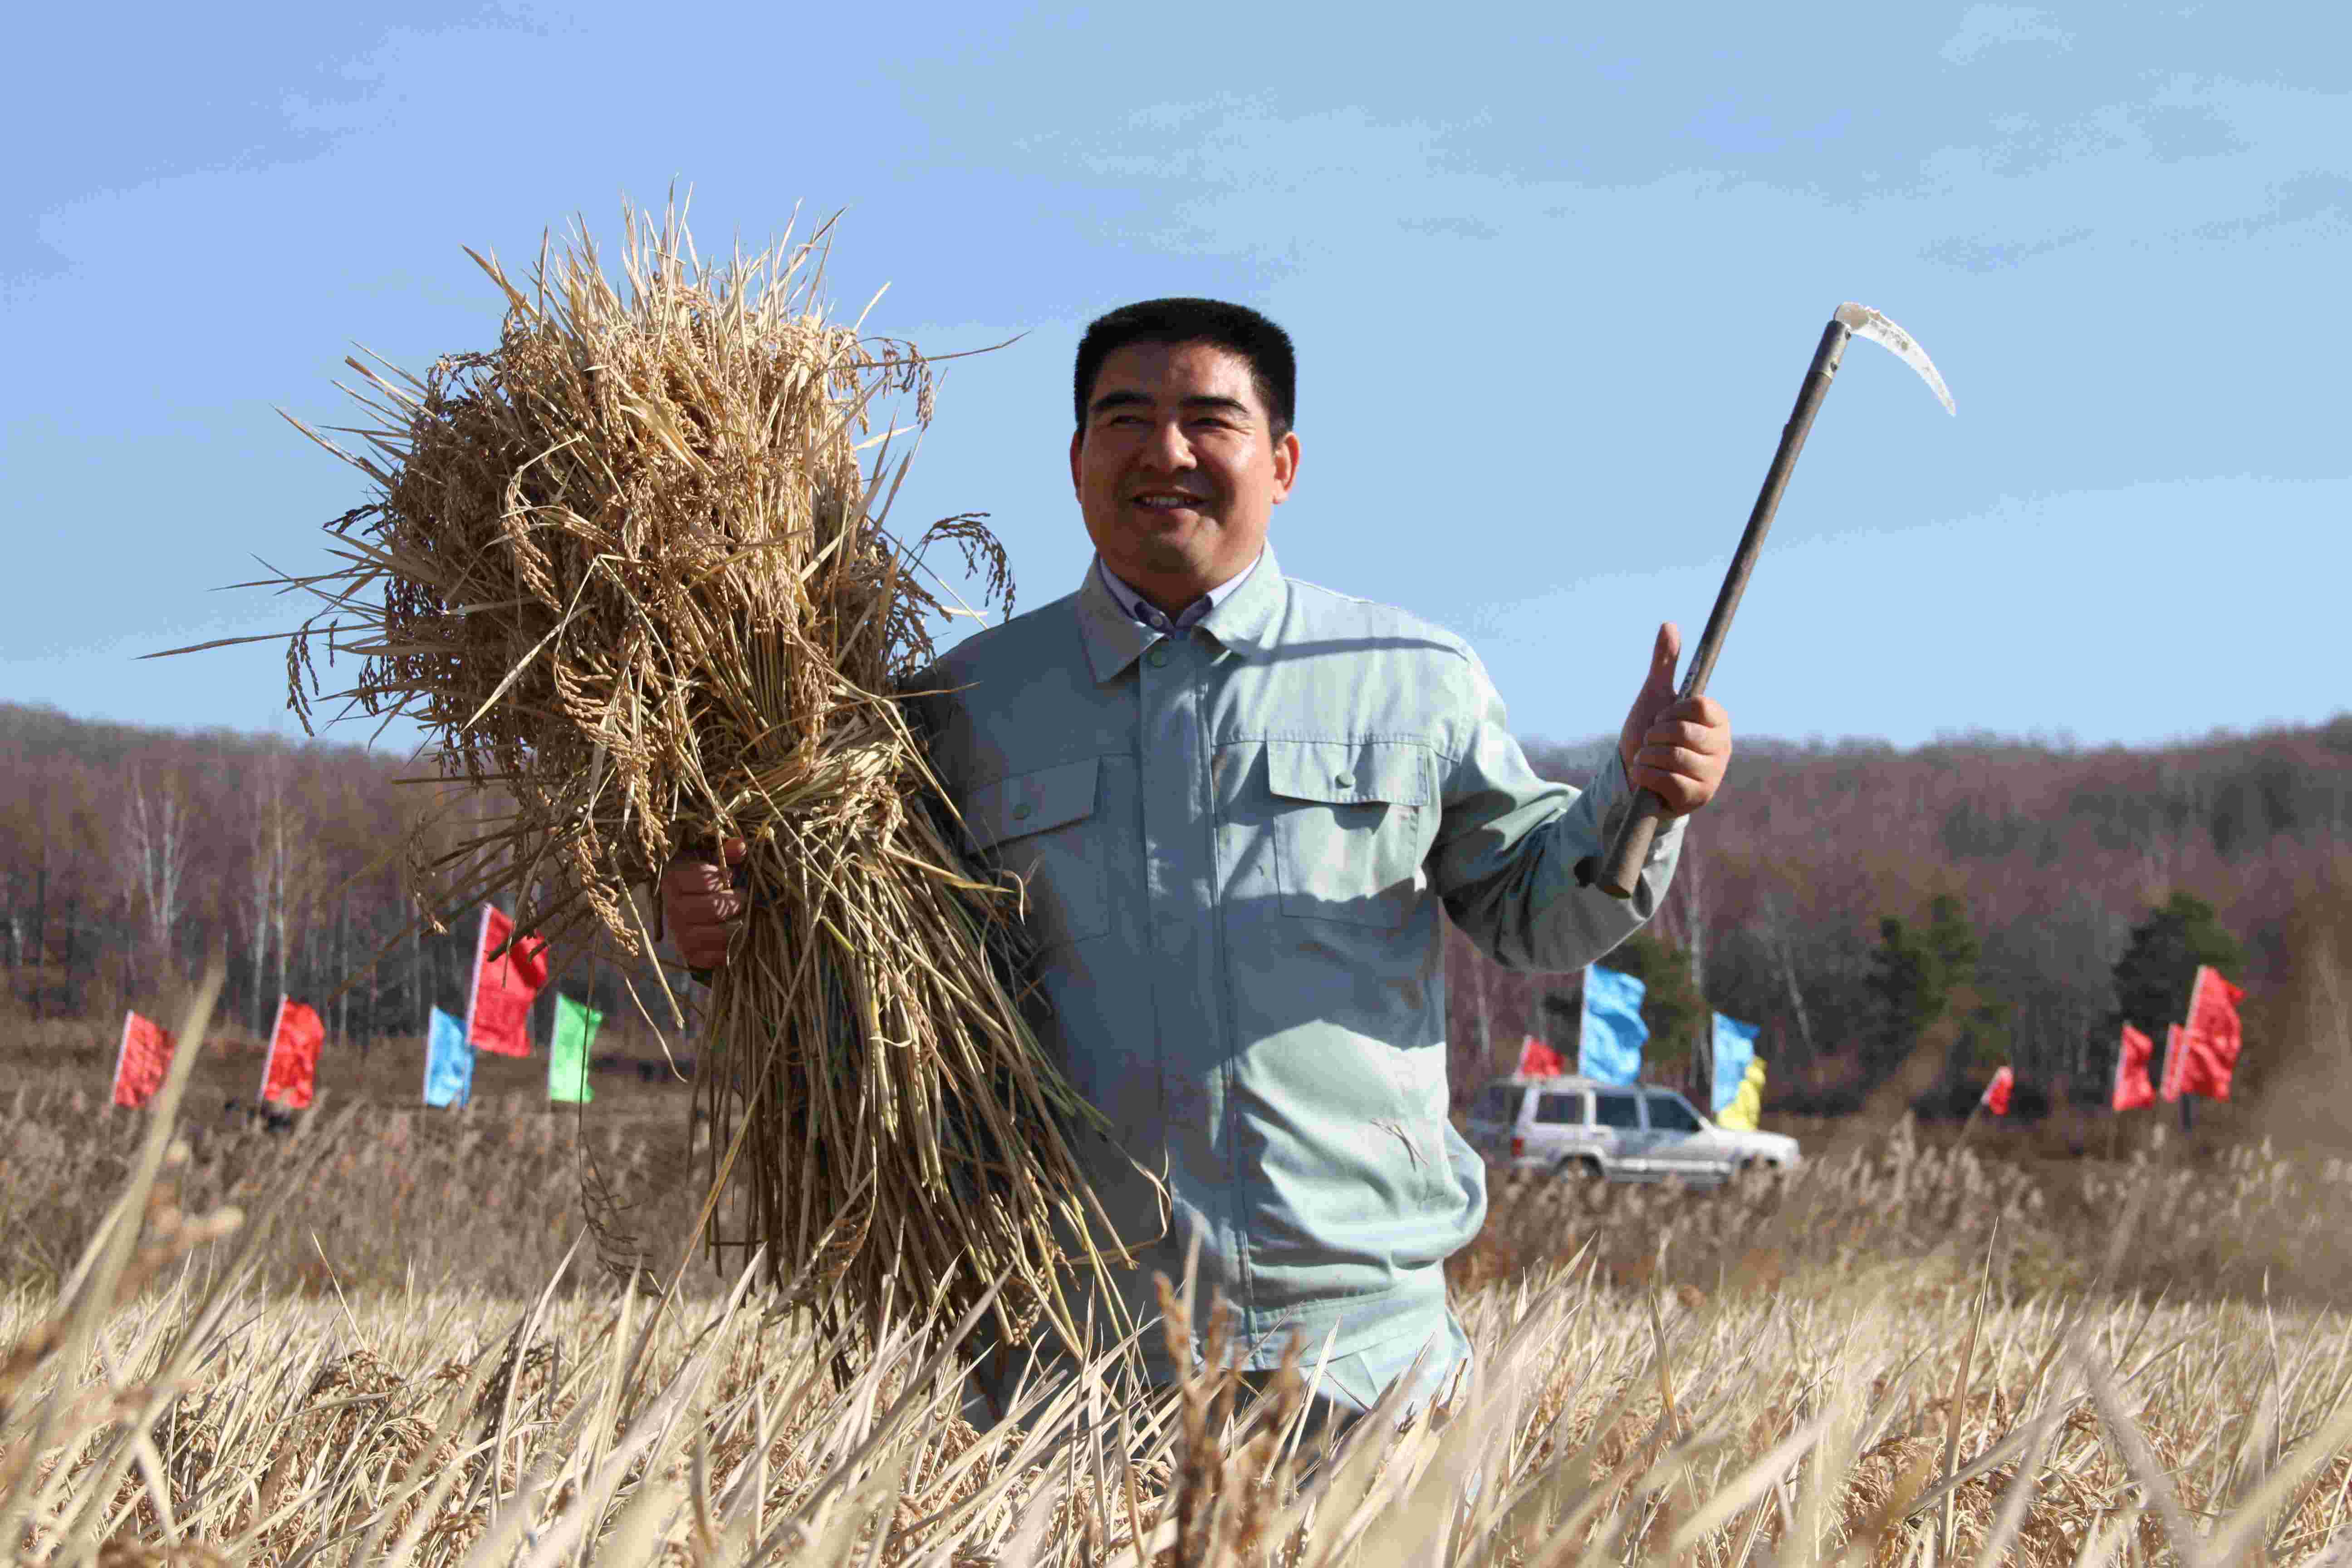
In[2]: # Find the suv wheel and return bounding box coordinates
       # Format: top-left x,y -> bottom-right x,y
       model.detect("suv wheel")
1558,1156 -> 1605,1183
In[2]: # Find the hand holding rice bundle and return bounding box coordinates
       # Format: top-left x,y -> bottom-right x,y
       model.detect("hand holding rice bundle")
258,203 -> 1138,1357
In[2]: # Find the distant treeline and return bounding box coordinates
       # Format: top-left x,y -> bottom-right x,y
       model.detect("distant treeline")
0,703 -> 677,1053
7,701 -> 2350,1111
1455,721 -> 2352,1113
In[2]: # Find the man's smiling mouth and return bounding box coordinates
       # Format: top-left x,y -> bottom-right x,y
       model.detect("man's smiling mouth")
1131,491 -> 1208,512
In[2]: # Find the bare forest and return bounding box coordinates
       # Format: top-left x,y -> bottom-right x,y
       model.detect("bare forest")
0,703 -> 674,1066
7,700 -> 2350,1117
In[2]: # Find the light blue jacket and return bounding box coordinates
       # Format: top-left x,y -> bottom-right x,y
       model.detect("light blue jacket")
911,546 -> 1680,1391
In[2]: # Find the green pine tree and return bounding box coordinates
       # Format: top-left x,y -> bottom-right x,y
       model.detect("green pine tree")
1924,893 -> 1980,989
1867,892 -> 2008,1099
2111,892 -> 2244,1042
1865,916 -> 1942,1079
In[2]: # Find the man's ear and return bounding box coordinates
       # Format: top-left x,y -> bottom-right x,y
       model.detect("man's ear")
1069,427 -> 1085,494
1271,430 -> 1301,503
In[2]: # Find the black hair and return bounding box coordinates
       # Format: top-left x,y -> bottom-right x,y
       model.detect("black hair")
1072,297 -> 1296,440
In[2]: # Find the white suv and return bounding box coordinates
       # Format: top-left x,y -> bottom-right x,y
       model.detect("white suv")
1466,1074 -> 1801,1184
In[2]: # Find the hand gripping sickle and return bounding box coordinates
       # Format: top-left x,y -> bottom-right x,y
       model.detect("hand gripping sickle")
1579,303 -> 1956,899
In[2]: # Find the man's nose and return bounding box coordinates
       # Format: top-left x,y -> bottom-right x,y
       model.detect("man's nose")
1140,417 -> 1196,470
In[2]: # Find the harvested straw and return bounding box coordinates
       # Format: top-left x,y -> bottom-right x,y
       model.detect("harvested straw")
215,201 -> 1134,1356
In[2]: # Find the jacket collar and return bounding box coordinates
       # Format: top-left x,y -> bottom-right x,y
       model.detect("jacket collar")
1076,545 -> 1289,684
1198,543 -> 1286,659
1076,561 -> 1158,684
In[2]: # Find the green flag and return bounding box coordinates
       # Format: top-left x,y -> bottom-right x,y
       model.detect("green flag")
549,993 -> 601,1103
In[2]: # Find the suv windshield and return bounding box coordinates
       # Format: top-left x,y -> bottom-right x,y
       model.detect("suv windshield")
1593,1090 -> 1641,1129
1646,1094 -> 1703,1132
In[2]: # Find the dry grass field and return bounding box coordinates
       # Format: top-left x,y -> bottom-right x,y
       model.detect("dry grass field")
5,975 -> 2351,1565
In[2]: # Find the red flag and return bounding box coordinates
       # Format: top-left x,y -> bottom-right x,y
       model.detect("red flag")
261,997 -> 325,1110
112,1010 -> 175,1108
1516,1034 -> 1568,1078
2176,966 -> 2245,1101
2112,1024 -> 2156,1112
1980,1065 -> 2014,1117
2159,1023 -> 2187,1102
467,904 -> 549,1059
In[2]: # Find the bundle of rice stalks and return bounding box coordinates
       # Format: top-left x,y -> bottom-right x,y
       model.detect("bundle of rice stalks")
198,201 -> 1135,1358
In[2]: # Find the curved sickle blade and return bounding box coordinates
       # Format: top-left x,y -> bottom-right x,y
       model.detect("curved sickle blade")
1835,302 -> 1956,415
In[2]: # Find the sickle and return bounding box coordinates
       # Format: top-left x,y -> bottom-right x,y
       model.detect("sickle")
1580,303 -> 1955,899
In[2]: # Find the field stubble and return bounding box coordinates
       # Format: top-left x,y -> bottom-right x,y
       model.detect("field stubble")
4,979 -> 2351,1565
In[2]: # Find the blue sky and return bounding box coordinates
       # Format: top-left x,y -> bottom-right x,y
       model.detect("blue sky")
6,2 -> 2346,755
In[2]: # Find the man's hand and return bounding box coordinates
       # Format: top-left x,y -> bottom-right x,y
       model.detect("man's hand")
1618,622 -> 1733,818
662,837 -> 747,974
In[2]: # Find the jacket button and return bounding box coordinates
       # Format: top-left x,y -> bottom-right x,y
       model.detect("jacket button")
1012,802 -> 1033,821
1147,645 -> 1171,667
1333,771 -> 1355,789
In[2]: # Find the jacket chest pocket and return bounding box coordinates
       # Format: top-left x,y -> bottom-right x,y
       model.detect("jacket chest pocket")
1264,741 -> 1434,930
959,758 -> 1110,949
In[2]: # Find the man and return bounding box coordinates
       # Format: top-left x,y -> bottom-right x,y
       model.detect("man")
666,298 -> 1731,1416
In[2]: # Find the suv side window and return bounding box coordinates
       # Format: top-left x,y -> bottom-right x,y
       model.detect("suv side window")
1592,1090 -> 1641,1130
1477,1086 -> 1522,1123
1535,1091 -> 1585,1125
1646,1094 -> 1703,1132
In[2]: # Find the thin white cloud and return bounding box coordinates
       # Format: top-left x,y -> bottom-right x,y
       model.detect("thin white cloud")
1940,5 -> 2074,65
1908,75 -> 2352,270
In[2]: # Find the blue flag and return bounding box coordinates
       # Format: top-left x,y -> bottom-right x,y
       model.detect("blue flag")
1711,1013 -> 1761,1114
425,1006 -> 473,1108
1579,966 -> 1647,1086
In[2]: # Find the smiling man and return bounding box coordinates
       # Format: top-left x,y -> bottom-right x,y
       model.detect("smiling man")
666,297 -> 1732,1419
1073,331 -> 1294,621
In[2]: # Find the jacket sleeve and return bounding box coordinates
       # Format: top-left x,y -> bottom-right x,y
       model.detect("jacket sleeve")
1428,646 -> 1681,972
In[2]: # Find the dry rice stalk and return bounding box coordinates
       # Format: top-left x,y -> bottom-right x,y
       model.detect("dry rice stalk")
201,197 -> 1136,1363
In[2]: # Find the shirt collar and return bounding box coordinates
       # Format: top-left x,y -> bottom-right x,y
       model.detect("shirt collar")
1076,546 -> 1288,683
1095,551 -> 1263,632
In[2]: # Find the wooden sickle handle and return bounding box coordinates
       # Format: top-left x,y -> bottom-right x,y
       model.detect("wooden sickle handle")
1581,316 -> 1853,899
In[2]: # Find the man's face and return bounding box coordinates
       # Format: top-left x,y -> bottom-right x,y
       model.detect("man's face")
1069,339 -> 1300,603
